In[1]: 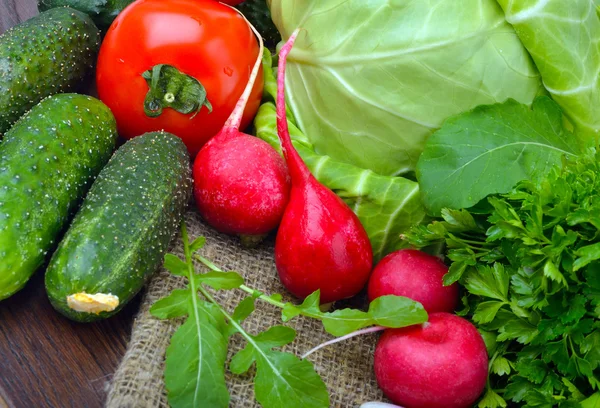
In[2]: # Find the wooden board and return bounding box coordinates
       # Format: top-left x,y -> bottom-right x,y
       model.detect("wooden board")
0,2 -> 139,407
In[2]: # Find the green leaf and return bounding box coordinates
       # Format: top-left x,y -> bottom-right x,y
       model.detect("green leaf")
561,378 -> 585,401
497,318 -> 539,344
581,392 -> 600,408
464,264 -> 509,301
574,243 -> 600,272
195,271 -> 244,290
368,295 -> 428,328
189,236 -> 206,253
231,326 -> 329,408
150,289 -> 190,319
543,260 -> 568,287
231,326 -> 296,375
492,356 -> 512,376
515,358 -> 548,384
473,301 -> 506,324
503,324 -> 540,345
255,353 -> 329,408
478,388 -> 507,408
443,261 -> 469,285
232,297 -> 256,323
417,97 -> 578,215
165,300 -> 229,408
226,297 -> 257,338
441,208 -> 480,231
164,253 -> 189,276
479,329 -> 498,355
319,308 -> 373,337
505,375 -> 534,403
283,292 -> 427,337
282,291 -> 321,322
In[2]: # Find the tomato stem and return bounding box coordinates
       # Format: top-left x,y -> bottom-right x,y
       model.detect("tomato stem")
142,64 -> 212,118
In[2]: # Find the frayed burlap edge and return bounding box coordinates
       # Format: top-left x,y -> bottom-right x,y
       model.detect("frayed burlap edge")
105,211 -> 385,408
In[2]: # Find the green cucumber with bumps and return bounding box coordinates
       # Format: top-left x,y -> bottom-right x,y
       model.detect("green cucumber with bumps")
45,131 -> 192,322
0,7 -> 100,134
37,0 -> 134,30
0,93 -> 118,300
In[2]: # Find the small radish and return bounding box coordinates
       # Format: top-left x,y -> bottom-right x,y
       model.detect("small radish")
374,313 -> 488,408
368,249 -> 459,313
193,16 -> 290,243
274,29 -> 373,304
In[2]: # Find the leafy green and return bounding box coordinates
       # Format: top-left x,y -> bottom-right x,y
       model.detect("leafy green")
153,222 -> 429,408
267,0 -> 542,176
254,50 -> 426,261
405,152 -> 600,407
151,236 -> 229,408
497,0 -> 600,140
282,292 -> 427,336
417,97 -> 579,215
231,326 -> 329,408
164,302 -> 229,408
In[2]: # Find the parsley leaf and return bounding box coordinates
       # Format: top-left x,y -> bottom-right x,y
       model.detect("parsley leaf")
408,151 -> 600,405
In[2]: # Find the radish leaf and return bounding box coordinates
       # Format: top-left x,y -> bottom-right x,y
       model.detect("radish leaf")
368,295 -> 428,327
283,291 -> 427,336
164,300 -> 229,408
163,253 -> 188,277
150,289 -> 189,319
194,271 -> 244,290
231,326 -> 329,408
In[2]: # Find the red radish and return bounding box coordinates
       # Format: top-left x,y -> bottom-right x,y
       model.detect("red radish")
193,17 -> 290,242
374,313 -> 488,408
368,249 -> 459,313
274,29 -> 373,304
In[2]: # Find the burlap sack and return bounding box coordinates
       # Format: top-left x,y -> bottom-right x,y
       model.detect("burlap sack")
106,211 -> 385,408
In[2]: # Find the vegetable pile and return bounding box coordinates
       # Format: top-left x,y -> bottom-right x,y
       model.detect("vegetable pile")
0,0 -> 599,407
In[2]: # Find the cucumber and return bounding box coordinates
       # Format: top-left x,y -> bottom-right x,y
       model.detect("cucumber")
0,93 -> 117,300
45,132 -> 192,322
0,8 -> 100,134
237,0 -> 280,49
38,0 -> 134,30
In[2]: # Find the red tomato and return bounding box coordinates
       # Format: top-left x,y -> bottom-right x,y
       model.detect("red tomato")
219,0 -> 246,5
96,0 -> 263,156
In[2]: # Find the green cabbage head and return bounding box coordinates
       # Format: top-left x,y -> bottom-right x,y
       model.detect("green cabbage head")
268,0 -> 544,176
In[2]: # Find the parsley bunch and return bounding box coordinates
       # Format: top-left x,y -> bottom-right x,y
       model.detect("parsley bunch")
405,152 -> 600,407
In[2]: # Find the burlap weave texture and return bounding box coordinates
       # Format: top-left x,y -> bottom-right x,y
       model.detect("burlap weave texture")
106,211 -> 385,408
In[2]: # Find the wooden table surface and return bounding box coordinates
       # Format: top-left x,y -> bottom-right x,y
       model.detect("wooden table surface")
0,2 -> 140,407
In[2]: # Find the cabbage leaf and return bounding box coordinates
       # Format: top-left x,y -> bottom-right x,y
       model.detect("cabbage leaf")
268,0 -> 543,176
254,51 -> 426,262
497,0 -> 600,141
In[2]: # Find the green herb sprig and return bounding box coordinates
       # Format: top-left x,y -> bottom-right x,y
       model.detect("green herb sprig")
151,222 -> 428,408
405,152 -> 600,408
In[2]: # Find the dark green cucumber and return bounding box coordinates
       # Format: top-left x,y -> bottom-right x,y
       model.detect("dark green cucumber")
37,0 -> 134,30
237,0 -> 280,49
0,8 -> 100,134
0,93 -> 117,300
45,132 -> 192,322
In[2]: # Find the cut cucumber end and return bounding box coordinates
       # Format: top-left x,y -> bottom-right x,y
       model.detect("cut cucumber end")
66,292 -> 120,314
